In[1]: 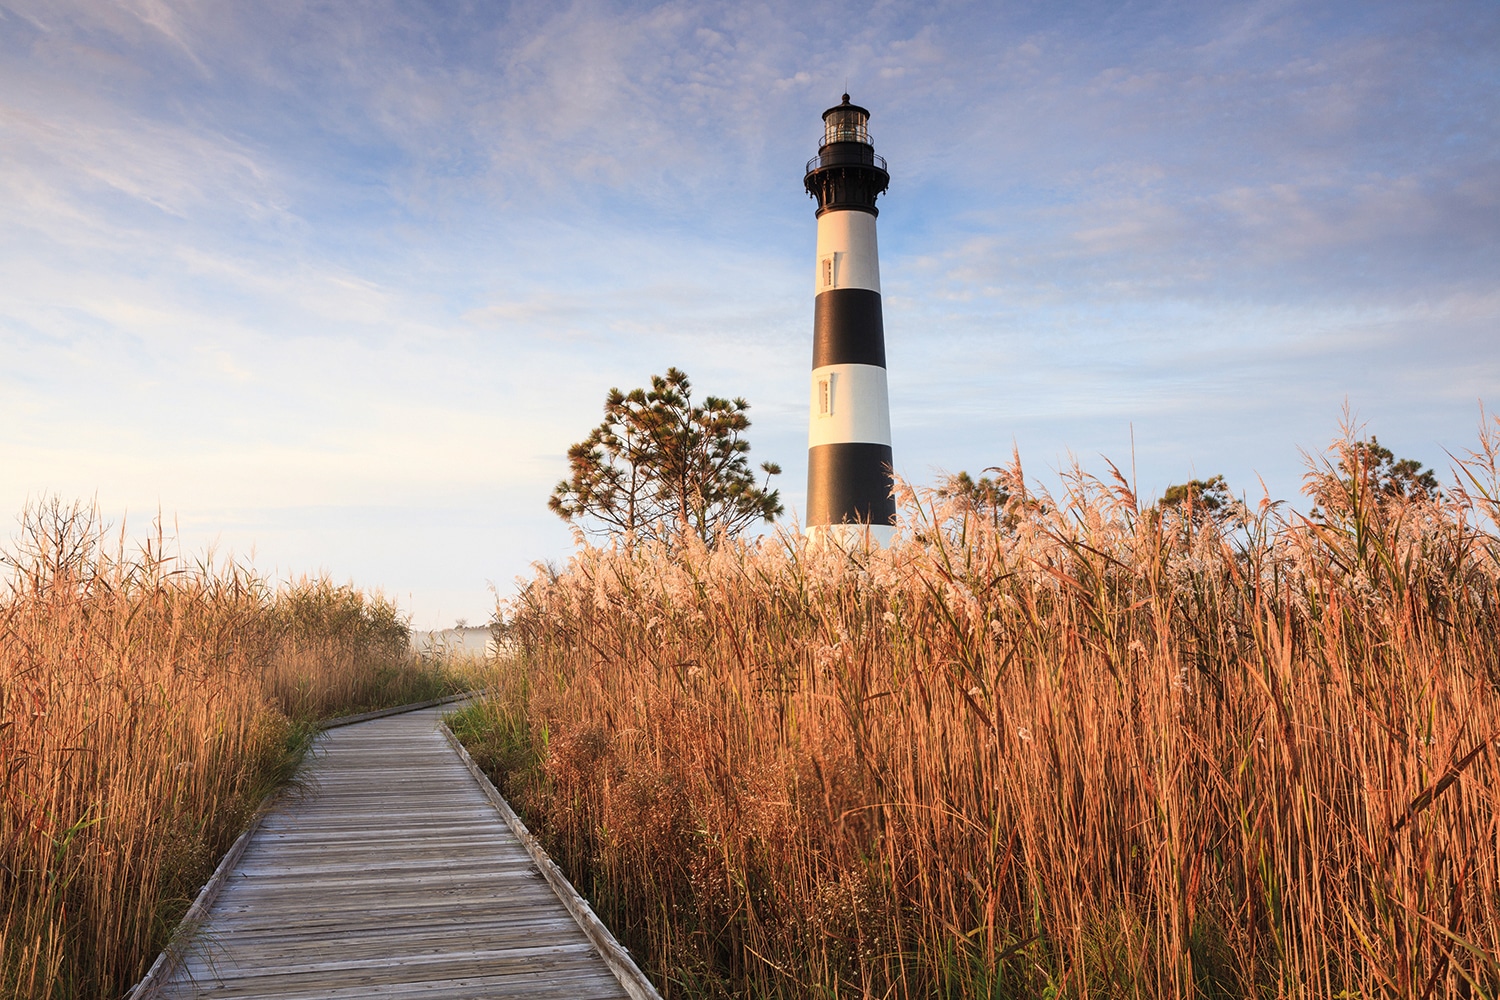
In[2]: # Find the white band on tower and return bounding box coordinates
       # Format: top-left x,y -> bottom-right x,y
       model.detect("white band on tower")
814,210 -> 881,294
808,364 -> 891,449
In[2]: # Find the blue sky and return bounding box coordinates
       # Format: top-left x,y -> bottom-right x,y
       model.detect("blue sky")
3,0 -> 1496,626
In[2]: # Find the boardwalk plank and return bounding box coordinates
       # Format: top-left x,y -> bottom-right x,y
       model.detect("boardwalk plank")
140,705 -> 646,999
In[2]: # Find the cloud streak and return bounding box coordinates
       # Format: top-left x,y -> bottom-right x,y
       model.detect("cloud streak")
2,0 -> 1496,624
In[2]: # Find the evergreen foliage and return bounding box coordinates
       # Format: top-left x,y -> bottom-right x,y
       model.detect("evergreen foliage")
549,367 -> 782,545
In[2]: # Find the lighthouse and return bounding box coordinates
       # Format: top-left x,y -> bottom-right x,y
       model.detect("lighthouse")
804,95 -> 895,546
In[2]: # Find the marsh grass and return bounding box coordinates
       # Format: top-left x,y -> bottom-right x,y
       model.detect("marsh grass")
0,500 -> 471,999
462,425 -> 1500,998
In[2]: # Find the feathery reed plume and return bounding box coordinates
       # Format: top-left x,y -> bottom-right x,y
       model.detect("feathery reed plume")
1,498 -> 463,999
457,424 -> 1500,998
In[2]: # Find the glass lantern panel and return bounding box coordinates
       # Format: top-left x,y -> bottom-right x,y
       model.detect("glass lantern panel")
824,108 -> 869,146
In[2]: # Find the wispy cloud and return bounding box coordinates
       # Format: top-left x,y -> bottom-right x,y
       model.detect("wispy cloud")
2,0 -> 1495,623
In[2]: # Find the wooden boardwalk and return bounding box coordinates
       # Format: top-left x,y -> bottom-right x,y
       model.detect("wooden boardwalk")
136,704 -> 656,1000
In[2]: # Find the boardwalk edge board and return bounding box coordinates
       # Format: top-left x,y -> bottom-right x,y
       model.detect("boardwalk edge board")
440,723 -> 666,1000
128,793 -> 279,999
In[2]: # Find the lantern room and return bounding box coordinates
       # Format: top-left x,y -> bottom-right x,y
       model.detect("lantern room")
822,95 -> 871,148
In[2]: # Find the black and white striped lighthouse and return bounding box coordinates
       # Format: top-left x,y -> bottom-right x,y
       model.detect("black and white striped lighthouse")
804,95 -> 895,546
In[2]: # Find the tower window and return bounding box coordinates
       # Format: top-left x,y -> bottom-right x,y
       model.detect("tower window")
821,253 -> 837,289
817,373 -> 837,416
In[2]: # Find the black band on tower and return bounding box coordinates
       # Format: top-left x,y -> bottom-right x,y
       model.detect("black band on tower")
807,443 -> 897,526
813,289 -> 887,368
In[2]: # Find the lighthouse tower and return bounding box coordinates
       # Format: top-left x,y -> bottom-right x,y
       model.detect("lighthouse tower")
804,95 -> 895,546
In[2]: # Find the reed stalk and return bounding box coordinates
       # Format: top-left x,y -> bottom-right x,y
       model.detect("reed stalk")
1,499 -> 466,999
456,425 -> 1500,998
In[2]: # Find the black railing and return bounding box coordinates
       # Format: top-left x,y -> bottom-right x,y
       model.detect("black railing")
805,149 -> 888,174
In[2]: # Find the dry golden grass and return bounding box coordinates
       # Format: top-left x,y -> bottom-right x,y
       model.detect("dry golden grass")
0,500 -> 467,999
456,426 -> 1500,999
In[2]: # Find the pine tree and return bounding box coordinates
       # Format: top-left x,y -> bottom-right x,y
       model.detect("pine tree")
549,368 -> 782,545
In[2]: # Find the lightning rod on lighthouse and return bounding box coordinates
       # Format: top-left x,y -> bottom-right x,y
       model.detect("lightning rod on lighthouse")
804,94 -> 896,546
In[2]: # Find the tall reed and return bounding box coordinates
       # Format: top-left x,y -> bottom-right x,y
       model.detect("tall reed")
458,425 -> 1500,998
0,500 -> 461,999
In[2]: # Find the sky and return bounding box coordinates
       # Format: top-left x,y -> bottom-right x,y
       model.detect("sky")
2,0 -> 1497,627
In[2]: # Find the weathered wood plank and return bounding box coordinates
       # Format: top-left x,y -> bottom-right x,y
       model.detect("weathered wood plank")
136,704 -> 655,999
